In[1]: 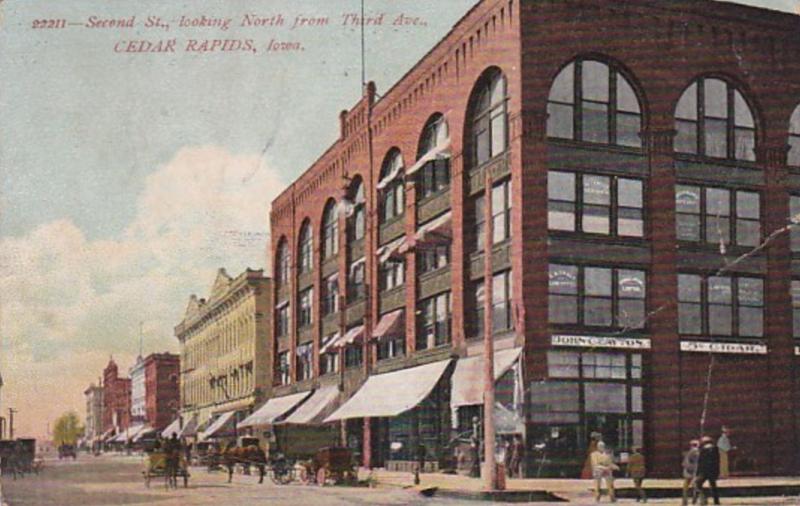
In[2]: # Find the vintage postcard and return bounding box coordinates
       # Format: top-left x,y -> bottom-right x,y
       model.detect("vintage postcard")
1,0 -> 800,504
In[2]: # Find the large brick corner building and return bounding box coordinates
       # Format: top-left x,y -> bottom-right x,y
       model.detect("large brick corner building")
267,0 -> 800,477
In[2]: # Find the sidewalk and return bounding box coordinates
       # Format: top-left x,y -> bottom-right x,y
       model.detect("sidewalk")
362,469 -> 800,502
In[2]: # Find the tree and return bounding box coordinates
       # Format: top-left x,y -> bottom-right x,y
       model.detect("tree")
53,411 -> 83,446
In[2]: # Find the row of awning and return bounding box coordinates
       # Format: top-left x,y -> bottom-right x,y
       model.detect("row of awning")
107,424 -> 155,444
319,308 -> 406,355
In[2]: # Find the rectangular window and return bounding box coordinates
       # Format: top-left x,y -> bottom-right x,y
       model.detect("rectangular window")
471,281 -> 485,338
378,333 -> 406,361
582,175 -> 610,234
380,259 -> 405,291
792,280 -> 800,339
548,171 -> 576,231
417,159 -> 450,200
547,351 -> 580,378
492,179 -> 512,244
678,273 -> 763,338
298,287 -> 313,328
492,270 -> 513,332
791,196 -> 800,253
322,274 -> 339,316
344,345 -> 363,369
416,292 -> 452,350
319,334 -> 339,375
296,343 -> 313,381
548,264 -> 647,330
276,303 -> 290,337
675,186 -> 760,247
277,351 -> 290,386
474,195 -> 486,251
348,260 -> 366,302
417,245 -> 449,275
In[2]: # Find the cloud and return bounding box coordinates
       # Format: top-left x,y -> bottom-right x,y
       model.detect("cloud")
0,146 -> 286,439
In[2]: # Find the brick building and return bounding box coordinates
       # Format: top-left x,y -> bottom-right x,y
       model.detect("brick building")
268,0 -> 800,477
143,353 -> 180,431
102,358 -> 131,433
84,383 -> 103,441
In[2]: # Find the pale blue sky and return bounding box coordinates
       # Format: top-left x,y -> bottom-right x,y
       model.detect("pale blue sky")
0,0 -> 797,438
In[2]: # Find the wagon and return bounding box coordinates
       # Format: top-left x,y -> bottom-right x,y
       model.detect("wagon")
143,450 -> 190,488
308,447 -> 356,486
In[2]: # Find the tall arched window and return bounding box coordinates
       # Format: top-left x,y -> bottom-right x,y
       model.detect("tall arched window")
378,150 -> 405,224
471,69 -> 508,167
349,177 -> 366,241
322,199 -> 338,259
547,59 -> 643,148
415,114 -> 451,200
276,238 -> 291,287
674,77 -> 755,161
298,220 -> 313,274
789,105 -> 800,167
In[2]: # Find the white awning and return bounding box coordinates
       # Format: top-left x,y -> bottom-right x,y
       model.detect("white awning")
178,415 -> 199,438
376,155 -> 405,190
199,411 -> 236,441
349,257 -> 365,274
320,332 -> 341,355
100,427 -> 116,442
415,211 -> 452,245
451,347 -> 522,408
340,325 -> 364,347
325,359 -> 451,422
376,236 -> 407,263
161,418 -> 182,439
372,309 -> 404,341
112,424 -> 147,443
280,386 -> 341,425
238,391 -> 312,428
133,426 -> 156,443
406,137 -> 452,176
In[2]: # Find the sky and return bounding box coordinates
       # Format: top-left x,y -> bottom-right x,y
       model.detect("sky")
0,0 -> 797,440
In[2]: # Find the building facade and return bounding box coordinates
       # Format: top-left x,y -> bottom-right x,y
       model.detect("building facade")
129,356 -> 146,424
144,352 -> 180,431
269,0 -> 800,477
102,359 -> 131,433
175,268 -> 273,430
84,383 -> 104,441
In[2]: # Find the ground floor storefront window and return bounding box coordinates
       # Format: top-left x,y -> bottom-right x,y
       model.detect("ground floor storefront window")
527,350 -> 644,477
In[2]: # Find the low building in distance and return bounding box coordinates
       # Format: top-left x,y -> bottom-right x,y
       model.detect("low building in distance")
83,383 -> 103,442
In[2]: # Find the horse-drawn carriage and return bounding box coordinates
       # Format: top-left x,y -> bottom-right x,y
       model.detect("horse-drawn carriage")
0,438 -> 41,478
306,447 -> 356,486
143,450 -> 190,488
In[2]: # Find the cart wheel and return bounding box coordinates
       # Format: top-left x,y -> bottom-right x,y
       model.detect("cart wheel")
316,468 -> 327,486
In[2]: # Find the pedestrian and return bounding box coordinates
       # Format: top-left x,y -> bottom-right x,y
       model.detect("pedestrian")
509,435 -> 524,478
716,427 -> 732,479
695,436 -> 721,505
582,431 -> 604,479
681,439 -> 700,506
164,433 -> 181,489
414,442 -> 426,485
627,446 -> 647,503
590,441 -> 619,502
470,434 -> 481,478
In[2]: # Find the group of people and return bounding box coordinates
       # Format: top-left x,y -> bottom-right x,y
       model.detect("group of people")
589,427 -> 733,505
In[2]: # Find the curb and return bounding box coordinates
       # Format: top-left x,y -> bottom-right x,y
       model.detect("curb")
420,487 -> 568,503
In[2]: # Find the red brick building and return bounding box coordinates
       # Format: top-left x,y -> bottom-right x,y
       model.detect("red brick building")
144,353 -> 180,431
268,0 -> 800,477
102,358 -> 131,433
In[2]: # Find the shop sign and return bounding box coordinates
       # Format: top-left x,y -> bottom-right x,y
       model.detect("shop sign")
680,340 -> 767,355
551,334 -> 651,350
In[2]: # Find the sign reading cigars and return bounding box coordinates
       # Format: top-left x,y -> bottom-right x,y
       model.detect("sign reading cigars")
680,340 -> 768,355
551,334 -> 651,350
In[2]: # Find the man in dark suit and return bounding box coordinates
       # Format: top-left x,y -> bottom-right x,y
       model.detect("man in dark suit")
694,436 -> 721,505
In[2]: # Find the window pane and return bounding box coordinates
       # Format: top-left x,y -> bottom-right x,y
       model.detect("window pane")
583,205 -> 610,234
549,63 -> 575,103
708,277 -> 732,303
617,76 -> 640,113
679,274 -> 702,302
618,208 -> 644,237
789,136 -> 800,167
491,111 -> 507,156
584,297 -> 613,326
584,176 -> 611,205
734,91 -> 754,127
618,179 -> 643,208
676,185 -> 701,213
582,61 -> 609,102
475,122 -> 490,165
705,118 -> 728,158
706,216 -> 730,245
736,192 -> 760,219
632,386 -> 643,413
707,189 -> 730,215
585,267 -> 612,296
616,113 -> 641,147
735,128 -> 756,161
547,103 -> 574,139
676,83 -> 698,120
549,295 -> 578,324
582,101 -> 609,143
549,201 -> 575,231
618,270 -> 646,299
677,214 -> 701,241
679,303 -> 702,334
547,351 -> 580,379
709,305 -> 733,335
738,307 -> 763,337
791,196 -> 800,251
584,383 -> 627,414
619,300 -> 645,329
704,79 -> 728,118
549,264 -> 578,294
548,171 -> 576,201
675,120 -> 698,153
738,278 -> 763,305
736,220 -> 760,247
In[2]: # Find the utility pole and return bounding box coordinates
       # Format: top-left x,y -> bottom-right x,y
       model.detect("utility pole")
482,169 -> 498,490
9,408 -> 17,440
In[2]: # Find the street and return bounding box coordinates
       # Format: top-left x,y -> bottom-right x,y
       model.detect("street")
3,453 -> 800,506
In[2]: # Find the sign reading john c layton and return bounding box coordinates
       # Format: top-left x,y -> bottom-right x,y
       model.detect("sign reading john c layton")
551,335 -> 652,350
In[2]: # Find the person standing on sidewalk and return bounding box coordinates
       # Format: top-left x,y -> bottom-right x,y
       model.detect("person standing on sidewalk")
695,436 -> 721,505
681,439 -> 700,506
716,427 -> 732,479
591,441 -> 619,503
627,446 -> 647,503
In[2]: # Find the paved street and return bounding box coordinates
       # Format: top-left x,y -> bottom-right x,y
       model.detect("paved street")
3,453 -> 799,505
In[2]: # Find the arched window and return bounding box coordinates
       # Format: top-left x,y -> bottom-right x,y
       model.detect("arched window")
674,77 -> 755,161
298,220 -> 313,274
789,105 -> 800,167
547,59 -> 642,148
322,200 -> 338,259
378,150 -> 405,224
349,177 -> 366,241
276,238 -> 291,287
471,69 -> 508,167
415,114 -> 451,200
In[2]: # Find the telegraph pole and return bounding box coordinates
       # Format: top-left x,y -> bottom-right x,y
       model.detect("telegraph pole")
482,170 -> 498,490
9,408 -> 17,439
